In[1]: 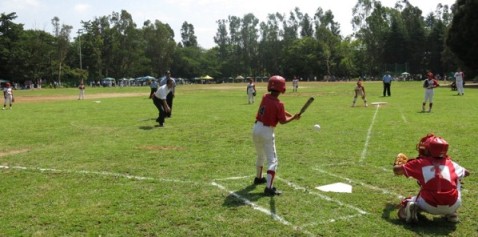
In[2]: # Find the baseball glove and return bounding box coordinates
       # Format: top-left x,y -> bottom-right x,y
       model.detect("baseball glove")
394,153 -> 408,166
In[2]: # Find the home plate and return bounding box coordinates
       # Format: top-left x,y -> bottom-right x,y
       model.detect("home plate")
315,182 -> 352,193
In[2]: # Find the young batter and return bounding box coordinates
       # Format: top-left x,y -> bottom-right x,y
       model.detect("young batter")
394,134 -> 470,223
422,72 -> 439,112
252,75 -> 301,196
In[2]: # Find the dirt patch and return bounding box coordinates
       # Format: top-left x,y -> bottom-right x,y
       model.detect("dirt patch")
0,148 -> 30,158
17,93 -> 145,103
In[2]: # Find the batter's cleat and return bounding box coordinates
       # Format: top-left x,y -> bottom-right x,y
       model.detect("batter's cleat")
253,177 -> 266,185
264,187 -> 282,196
405,201 -> 418,223
446,213 -> 459,223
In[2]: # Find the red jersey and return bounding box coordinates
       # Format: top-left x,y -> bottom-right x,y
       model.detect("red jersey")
255,94 -> 286,127
402,156 -> 467,207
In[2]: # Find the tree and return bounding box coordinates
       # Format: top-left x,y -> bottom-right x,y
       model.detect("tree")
446,0 -> 478,70
51,16 -> 72,85
0,12 -> 24,81
180,21 -> 198,48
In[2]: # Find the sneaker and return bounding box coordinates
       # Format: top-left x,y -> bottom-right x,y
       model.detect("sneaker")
264,187 -> 282,196
365,103 -> 368,107
446,213 -> 459,223
2,107 -> 4,110
405,201 -> 418,223
253,177 -> 266,185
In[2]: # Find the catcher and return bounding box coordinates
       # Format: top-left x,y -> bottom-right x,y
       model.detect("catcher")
393,133 -> 470,223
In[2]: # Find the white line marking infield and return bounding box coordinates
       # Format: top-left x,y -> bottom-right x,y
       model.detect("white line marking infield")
1,165 -> 369,236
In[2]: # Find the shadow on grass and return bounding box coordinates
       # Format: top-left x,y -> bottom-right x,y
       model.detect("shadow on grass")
139,126 -> 155,130
222,184 -> 267,207
382,202 -> 456,235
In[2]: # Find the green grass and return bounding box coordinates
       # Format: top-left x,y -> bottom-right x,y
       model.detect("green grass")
1,81 -> 477,236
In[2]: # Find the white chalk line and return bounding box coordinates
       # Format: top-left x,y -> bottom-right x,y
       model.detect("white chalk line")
0,165 -> 197,184
400,110 -> 408,124
360,104 -> 380,163
211,182 -> 315,237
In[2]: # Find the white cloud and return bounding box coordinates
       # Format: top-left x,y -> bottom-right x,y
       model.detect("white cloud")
74,4 -> 91,13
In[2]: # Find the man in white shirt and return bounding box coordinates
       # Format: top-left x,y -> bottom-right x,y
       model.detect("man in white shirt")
159,71 -> 176,117
152,78 -> 174,127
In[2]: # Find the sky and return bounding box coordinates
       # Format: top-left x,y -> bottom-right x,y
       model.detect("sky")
1,0 -> 456,49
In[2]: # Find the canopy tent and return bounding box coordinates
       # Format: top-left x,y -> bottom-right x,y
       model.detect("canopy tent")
200,75 -> 214,80
235,75 -> 244,80
103,77 -> 115,81
401,72 -> 410,76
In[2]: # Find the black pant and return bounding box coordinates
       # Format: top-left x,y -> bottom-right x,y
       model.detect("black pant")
149,88 -> 157,98
166,92 -> 174,117
152,96 -> 166,125
383,83 -> 391,96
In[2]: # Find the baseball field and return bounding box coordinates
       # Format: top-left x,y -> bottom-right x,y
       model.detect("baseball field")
1,81 -> 476,236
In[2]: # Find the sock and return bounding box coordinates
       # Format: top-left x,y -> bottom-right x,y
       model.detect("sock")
266,170 -> 275,188
256,166 -> 263,178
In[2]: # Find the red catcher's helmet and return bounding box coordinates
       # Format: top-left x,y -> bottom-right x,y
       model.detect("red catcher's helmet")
5,82 -> 11,87
426,136 -> 449,158
417,133 -> 449,158
417,133 -> 434,156
268,75 -> 286,93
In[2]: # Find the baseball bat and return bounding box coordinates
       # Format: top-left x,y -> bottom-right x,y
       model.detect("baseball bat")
299,97 -> 314,115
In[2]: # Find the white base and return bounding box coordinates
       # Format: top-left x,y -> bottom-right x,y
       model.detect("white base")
315,182 -> 352,193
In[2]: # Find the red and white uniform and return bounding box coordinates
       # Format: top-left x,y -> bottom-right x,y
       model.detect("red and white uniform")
402,156 -> 467,215
252,94 -> 287,175
3,86 -> 13,105
423,78 -> 438,103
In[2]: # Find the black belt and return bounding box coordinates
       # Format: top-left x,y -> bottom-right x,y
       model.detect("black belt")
255,121 -> 271,127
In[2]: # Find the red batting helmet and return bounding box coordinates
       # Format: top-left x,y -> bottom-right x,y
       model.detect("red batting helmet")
5,82 -> 11,87
417,133 -> 434,156
268,75 -> 286,93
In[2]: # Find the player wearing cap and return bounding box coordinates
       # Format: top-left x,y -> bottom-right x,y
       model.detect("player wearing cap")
3,82 -> 14,110
252,75 -> 301,196
422,72 -> 439,112
352,80 -> 367,107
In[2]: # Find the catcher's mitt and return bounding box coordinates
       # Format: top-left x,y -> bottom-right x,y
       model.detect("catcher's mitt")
394,153 -> 408,166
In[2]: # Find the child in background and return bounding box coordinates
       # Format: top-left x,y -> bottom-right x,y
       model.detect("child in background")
352,80 -> 367,107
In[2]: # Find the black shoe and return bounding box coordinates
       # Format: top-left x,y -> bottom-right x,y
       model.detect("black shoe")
264,187 -> 282,196
253,177 -> 266,185
159,123 -> 164,127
